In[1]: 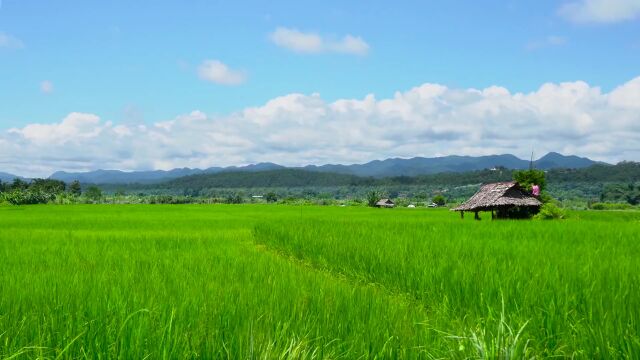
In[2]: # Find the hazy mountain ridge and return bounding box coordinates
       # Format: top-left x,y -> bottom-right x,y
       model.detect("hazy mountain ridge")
0,172 -> 25,182
113,161 -> 640,194
9,152 -> 602,184
304,154 -> 528,177
49,163 -> 286,184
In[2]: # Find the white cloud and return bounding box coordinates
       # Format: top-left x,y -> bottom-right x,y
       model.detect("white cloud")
2,76 -> 640,177
197,60 -> 246,85
0,31 -> 24,49
270,27 -> 369,55
609,76 -> 640,108
40,80 -> 54,94
9,113 -> 102,145
559,0 -> 640,23
525,35 -> 568,51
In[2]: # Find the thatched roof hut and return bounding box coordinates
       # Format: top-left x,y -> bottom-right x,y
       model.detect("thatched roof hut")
452,181 -> 541,219
376,198 -> 395,208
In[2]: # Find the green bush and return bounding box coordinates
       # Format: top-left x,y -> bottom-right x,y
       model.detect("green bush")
147,195 -> 194,204
366,190 -> 381,207
589,202 -> 634,210
2,190 -> 54,205
69,180 -> 82,196
84,186 -> 103,202
225,194 -> 243,204
265,192 -> 278,203
513,169 -> 546,191
432,194 -> 446,206
534,202 -> 566,220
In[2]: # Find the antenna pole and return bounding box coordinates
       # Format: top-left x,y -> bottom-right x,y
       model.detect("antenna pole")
529,150 -> 534,170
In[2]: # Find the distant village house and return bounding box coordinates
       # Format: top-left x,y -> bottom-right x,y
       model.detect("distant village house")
375,199 -> 395,208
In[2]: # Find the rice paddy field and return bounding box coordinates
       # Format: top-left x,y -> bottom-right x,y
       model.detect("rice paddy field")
0,204 -> 639,359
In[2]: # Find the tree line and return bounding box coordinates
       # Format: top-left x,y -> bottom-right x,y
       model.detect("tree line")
2,161 -> 638,206
0,178 -> 103,205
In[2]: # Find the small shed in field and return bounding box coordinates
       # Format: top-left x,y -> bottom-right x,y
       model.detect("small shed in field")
376,198 -> 395,208
452,181 -> 541,219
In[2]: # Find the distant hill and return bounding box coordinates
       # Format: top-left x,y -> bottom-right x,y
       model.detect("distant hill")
50,168 -> 205,184
534,152 -> 599,170
0,172 -> 24,182
162,169 -> 371,190
137,161 -> 638,193
50,162 -> 284,184
46,152 -> 601,184
303,153 -> 600,177
302,154 -> 526,177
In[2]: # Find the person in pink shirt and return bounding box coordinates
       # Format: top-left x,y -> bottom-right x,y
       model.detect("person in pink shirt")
531,184 -> 540,197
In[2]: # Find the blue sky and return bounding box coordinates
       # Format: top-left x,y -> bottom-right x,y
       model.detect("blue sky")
1,0 -> 640,176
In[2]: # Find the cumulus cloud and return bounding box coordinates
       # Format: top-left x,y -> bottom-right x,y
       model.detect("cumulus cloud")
559,0 -> 640,23
609,76 -> 640,108
10,113 -> 102,145
2,76 -> 640,177
270,27 -> 369,55
197,60 -> 246,85
40,80 -> 54,94
0,31 -> 24,49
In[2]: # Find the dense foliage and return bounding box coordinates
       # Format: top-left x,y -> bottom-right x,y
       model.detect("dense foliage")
84,185 -> 103,202
265,192 -> 278,203
69,180 -> 82,196
432,194 -> 446,206
2,190 -> 55,205
533,202 -> 567,220
366,189 -> 382,207
589,202 -> 635,210
0,179 -> 66,205
513,169 -> 546,191
0,178 -> 105,205
600,183 -> 640,205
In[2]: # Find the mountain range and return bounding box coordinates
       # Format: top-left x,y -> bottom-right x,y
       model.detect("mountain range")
0,152 -> 603,184
0,172 -> 26,183
301,152 -> 599,178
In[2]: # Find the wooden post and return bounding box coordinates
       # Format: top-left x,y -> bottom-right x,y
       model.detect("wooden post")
460,211 -> 464,219
474,211 -> 480,220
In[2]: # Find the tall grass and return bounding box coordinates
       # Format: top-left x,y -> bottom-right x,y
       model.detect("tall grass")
253,208 -> 640,358
0,204 -> 638,358
0,205 -> 434,358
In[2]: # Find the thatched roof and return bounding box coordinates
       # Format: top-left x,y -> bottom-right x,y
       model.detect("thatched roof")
376,198 -> 395,207
452,181 -> 541,212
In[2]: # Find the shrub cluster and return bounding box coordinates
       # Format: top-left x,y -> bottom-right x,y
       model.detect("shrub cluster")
534,203 -> 567,220
2,190 -> 55,205
589,202 -> 635,210
147,195 -> 197,204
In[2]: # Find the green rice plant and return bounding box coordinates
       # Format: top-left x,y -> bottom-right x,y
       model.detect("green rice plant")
0,205 -> 638,358
437,298 -> 533,359
253,207 -> 640,358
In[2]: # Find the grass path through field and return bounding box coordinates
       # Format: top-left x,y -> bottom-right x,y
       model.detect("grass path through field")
251,209 -> 640,358
0,205 -> 457,359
